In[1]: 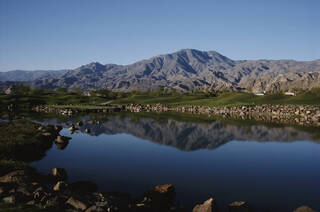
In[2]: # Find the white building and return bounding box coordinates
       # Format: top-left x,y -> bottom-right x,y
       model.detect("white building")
284,92 -> 296,96
254,91 -> 266,96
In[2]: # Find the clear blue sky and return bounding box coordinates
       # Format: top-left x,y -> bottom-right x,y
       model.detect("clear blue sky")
0,0 -> 319,71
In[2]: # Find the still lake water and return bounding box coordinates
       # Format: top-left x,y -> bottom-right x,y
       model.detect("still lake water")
29,113 -> 320,212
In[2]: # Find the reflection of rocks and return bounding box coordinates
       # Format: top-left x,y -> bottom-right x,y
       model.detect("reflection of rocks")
55,135 -> 71,143
55,141 -> 69,150
54,136 -> 71,150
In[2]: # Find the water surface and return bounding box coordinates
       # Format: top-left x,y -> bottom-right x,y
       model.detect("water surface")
29,113 -> 320,212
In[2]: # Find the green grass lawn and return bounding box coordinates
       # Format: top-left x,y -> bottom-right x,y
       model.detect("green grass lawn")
1,91 -> 319,110
112,92 -> 320,107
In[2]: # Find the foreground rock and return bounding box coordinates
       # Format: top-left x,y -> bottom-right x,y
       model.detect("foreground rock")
193,198 -> 217,212
0,170 -> 35,184
137,184 -> 178,211
1,167 -> 318,212
0,169 -> 185,212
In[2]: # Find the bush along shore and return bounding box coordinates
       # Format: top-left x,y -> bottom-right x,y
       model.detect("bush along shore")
33,104 -> 320,127
0,168 -> 318,212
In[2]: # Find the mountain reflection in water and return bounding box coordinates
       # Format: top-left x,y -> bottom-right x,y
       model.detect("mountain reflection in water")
37,113 -> 319,151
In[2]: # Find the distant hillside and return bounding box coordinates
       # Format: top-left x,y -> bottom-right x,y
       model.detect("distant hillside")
3,49 -> 320,92
0,69 -> 68,82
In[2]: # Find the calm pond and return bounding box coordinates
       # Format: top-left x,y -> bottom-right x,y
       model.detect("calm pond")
28,112 -> 320,212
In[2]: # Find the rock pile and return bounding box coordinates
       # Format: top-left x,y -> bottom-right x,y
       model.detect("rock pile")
33,105 -> 121,115
0,169 -> 185,212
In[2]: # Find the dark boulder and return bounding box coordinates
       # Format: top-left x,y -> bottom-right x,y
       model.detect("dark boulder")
66,196 -> 88,211
139,184 -> 176,210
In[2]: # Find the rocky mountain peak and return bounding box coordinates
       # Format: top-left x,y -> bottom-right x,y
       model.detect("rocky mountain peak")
1,49 -> 320,92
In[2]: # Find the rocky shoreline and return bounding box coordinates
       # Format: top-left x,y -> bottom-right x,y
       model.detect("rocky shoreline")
0,168 -> 318,212
33,105 -> 121,115
124,104 -> 320,127
0,168 -> 185,212
32,104 -> 320,127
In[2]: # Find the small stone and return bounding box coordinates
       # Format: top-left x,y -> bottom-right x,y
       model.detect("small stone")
228,201 -> 251,212
3,195 -> 15,204
53,181 -> 68,191
293,206 -> 318,212
153,184 -> 174,194
66,197 -> 88,211
42,132 -> 52,137
86,205 -> 103,212
193,198 -> 217,212
51,168 -> 68,181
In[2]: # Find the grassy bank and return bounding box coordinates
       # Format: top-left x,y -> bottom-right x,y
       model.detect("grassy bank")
1,90 -> 320,112
0,119 -> 64,211
112,92 -> 320,107
0,120 -> 58,175
0,91 -> 106,111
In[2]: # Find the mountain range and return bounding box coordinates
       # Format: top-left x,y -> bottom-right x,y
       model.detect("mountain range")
1,49 -> 320,92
